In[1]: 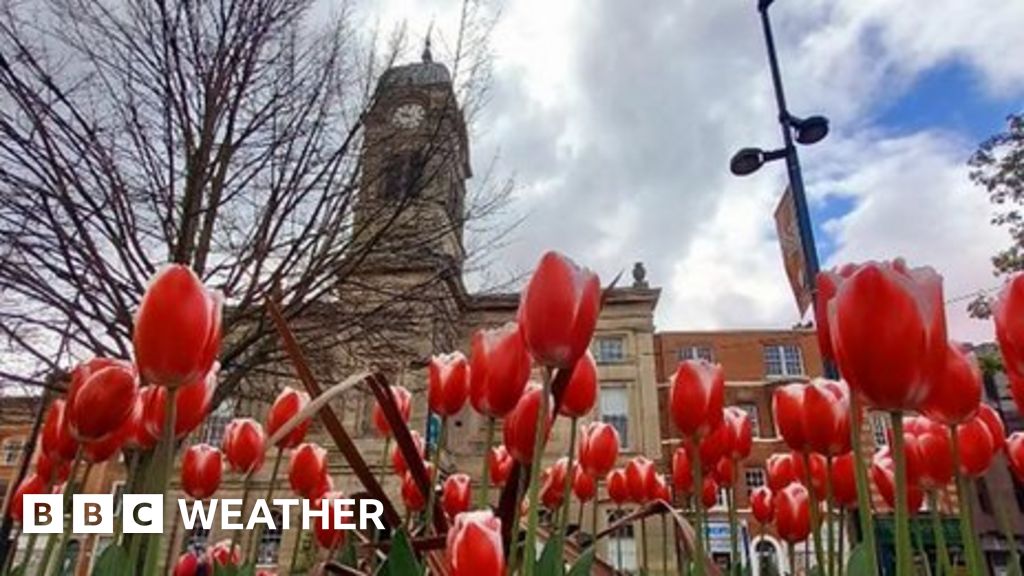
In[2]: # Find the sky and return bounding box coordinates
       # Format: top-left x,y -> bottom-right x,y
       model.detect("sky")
362,0 -> 1024,343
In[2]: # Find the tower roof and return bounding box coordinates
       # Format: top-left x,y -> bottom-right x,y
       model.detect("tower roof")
379,61 -> 451,87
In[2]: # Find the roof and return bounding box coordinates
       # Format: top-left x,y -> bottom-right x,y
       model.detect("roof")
379,61 -> 452,88
465,286 -> 662,312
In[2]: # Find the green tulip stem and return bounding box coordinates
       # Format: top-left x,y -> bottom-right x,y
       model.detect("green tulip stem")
39,453 -> 84,576
508,472 -> 527,576
691,441 -> 706,576
788,543 -> 796,576
558,417 -> 579,533
140,386 -> 178,576
849,393 -> 880,576
950,425 -> 982,576
802,452 -> 827,575
927,490 -> 951,576
479,417 -> 497,508
522,372 -> 552,576
826,455 -> 835,576
727,480 -> 740,574
890,412 -> 912,576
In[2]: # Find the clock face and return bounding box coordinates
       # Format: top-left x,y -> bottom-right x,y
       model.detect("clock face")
392,103 -> 425,129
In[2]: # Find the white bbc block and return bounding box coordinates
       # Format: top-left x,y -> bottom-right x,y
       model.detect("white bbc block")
122,494 -> 163,534
72,494 -> 113,534
22,494 -> 62,534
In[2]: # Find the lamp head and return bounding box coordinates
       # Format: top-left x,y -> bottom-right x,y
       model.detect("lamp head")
792,115 -> 829,145
730,148 -> 765,176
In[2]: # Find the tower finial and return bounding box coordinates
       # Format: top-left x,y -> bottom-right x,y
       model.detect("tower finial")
422,23 -> 434,63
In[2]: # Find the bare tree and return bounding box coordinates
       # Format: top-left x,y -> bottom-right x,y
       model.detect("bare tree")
0,0 -> 513,401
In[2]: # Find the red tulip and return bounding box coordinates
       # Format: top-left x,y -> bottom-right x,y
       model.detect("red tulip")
773,383 -> 809,452
134,264 -> 221,388
371,385 -> 412,438
517,251 -> 601,369
751,486 -> 774,524
401,464 -> 435,512
447,510 -> 505,576
699,421 -> 731,472
289,443 -> 328,499
559,351 -> 598,418
141,368 -> 218,442
650,474 -> 671,503
502,383 -> 551,464
267,387 -> 312,448
207,540 -> 241,567
392,430 -> 426,476
173,551 -> 205,576
9,474 -> 46,523
222,418 -> 266,474
994,275 -> 1024,389
442,473 -> 473,518
712,458 -> 735,487
573,469 -> 596,503
920,342 -> 981,426
701,476 -> 719,509
977,404 -> 1006,452
428,352 -> 471,417
82,428 -> 127,464
871,448 -> 924,512
829,260 -> 946,411
830,453 -> 857,507
607,469 -> 629,505
1008,432 -> 1024,482
309,474 -> 334,502
722,406 -> 753,460
802,452 -> 829,500
540,462 -> 567,510
672,447 -> 693,493
313,493 -> 348,550
669,360 -> 725,438
181,444 -> 222,499
765,453 -> 804,492
469,322 -> 532,417
904,416 -> 953,489
956,415 -> 997,477
488,445 -> 514,486
814,266 -> 856,363
805,380 -> 852,456
774,482 -> 811,543
625,456 -> 656,503
67,359 -> 138,442
41,400 -> 77,463
578,422 -> 620,477
34,452 -> 70,485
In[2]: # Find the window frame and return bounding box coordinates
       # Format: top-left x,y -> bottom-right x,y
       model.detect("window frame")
762,344 -> 805,378
2,437 -> 25,466
593,335 -> 628,364
744,467 -> 766,499
676,345 -> 714,363
599,384 -> 630,450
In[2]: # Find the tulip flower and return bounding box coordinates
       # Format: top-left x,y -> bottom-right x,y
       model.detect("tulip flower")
813,266 -> 856,363
773,383 -> 810,452
447,510 -> 505,576
8,474 -> 45,523
751,486 -> 774,524
67,359 -> 138,442
173,551 -> 205,576
713,458 -> 734,487
766,453 -> 805,492
207,539 -> 241,567
830,453 -> 858,508
517,251 -> 601,369
442,473 -> 473,518
34,452 -> 70,485
774,482 -> 811,544
371,385 -> 412,438
400,464 -> 434,512
391,430 -> 426,476
288,443 -> 328,499
994,274 -> 1024,386
134,264 -> 222,389
488,445 -> 514,487
578,422 -> 620,477
1008,433 -> 1024,482
180,444 -> 222,500
921,342 -> 982,426
502,383 -> 551,464
469,322 -> 532,418
904,417 -> 953,490
559,351 -> 598,418
829,259 -> 946,411
82,429 -> 127,464
41,400 -> 78,463
977,404 -> 1006,452
701,476 -> 718,509
428,352 -> 471,417
222,418 -> 266,474
625,456 -> 656,504
309,474 -> 334,502
804,380 -> 852,456
607,469 -> 629,506
141,368 -> 217,442
266,387 -> 312,448
672,447 -> 693,493
573,469 -> 596,502
872,448 -> 924,512
722,406 -> 753,460
956,415 -> 997,477
312,493 -> 348,550
540,465 -> 566,510
698,420 -> 731,473
669,360 -> 725,438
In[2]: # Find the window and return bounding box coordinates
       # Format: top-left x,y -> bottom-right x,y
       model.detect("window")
744,467 -> 766,499
599,387 -> 629,449
871,414 -> 890,448
594,336 -> 626,364
677,345 -> 714,363
201,403 -> 234,448
257,513 -> 284,566
763,344 -> 804,377
736,403 -> 761,438
606,509 -> 637,574
2,438 -> 25,465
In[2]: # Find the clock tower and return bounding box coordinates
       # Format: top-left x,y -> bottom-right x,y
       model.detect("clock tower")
352,46 -> 471,277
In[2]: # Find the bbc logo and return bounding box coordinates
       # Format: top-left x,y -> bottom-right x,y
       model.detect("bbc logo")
23,494 -> 164,535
